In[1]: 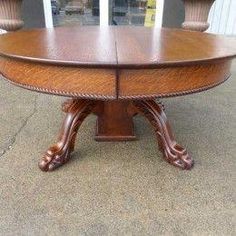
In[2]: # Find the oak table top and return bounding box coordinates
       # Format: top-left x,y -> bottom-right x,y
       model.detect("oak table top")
0,26 -> 236,67
0,26 -> 236,100
0,26 -> 236,172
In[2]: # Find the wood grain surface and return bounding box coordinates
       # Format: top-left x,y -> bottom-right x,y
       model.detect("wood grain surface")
0,26 -> 236,99
0,26 -> 117,67
119,60 -> 232,98
0,58 -> 116,99
114,27 -> 236,67
0,26 -> 236,67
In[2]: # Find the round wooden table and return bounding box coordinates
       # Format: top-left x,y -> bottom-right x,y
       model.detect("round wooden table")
0,26 -> 236,172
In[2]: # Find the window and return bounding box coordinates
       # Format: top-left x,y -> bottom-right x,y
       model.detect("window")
50,0 -> 100,26
110,0 -> 156,26
43,0 -> 163,28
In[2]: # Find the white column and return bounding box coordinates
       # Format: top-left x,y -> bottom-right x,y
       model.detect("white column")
0,29 -> 7,34
99,0 -> 109,26
207,0 -> 236,35
43,0 -> 53,28
155,0 -> 164,28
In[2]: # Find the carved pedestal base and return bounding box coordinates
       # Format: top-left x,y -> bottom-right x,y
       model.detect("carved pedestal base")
39,99 -> 96,171
133,100 -> 194,170
94,101 -> 137,141
39,99 -> 193,171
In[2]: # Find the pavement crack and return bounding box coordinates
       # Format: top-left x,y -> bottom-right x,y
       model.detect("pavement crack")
0,95 -> 38,158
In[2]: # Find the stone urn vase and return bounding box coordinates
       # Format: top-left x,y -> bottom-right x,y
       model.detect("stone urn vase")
0,0 -> 24,31
182,0 -> 216,32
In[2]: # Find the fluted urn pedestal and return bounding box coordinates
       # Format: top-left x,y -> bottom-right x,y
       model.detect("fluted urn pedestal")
0,0 -> 24,31
182,0 -> 215,32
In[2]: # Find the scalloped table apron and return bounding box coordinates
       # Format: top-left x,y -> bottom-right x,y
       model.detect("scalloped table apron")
0,26 -> 236,172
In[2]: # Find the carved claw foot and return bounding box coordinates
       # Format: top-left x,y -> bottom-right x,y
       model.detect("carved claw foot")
39,99 -> 96,172
159,138 -> 193,170
39,145 -> 72,172
133,100 -> 194,170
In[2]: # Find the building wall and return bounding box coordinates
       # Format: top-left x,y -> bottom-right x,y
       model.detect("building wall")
207,0 -> 236,36
22,0 -> 45,28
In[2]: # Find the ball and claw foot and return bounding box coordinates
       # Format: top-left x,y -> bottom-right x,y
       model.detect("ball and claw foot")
133,100 -> 194,170
39,99 -> 95,172
162,142 -> 194,170
39,147 -> 72,172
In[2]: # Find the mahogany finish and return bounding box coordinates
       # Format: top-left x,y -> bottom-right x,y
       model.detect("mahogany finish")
0,26 -> 236,172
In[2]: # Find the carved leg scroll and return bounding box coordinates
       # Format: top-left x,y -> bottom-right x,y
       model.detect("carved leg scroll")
39,99 -> 96,172
133,100 -> 194,170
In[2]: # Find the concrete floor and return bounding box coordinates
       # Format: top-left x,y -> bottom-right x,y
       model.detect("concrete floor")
0,61 -> 235,236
